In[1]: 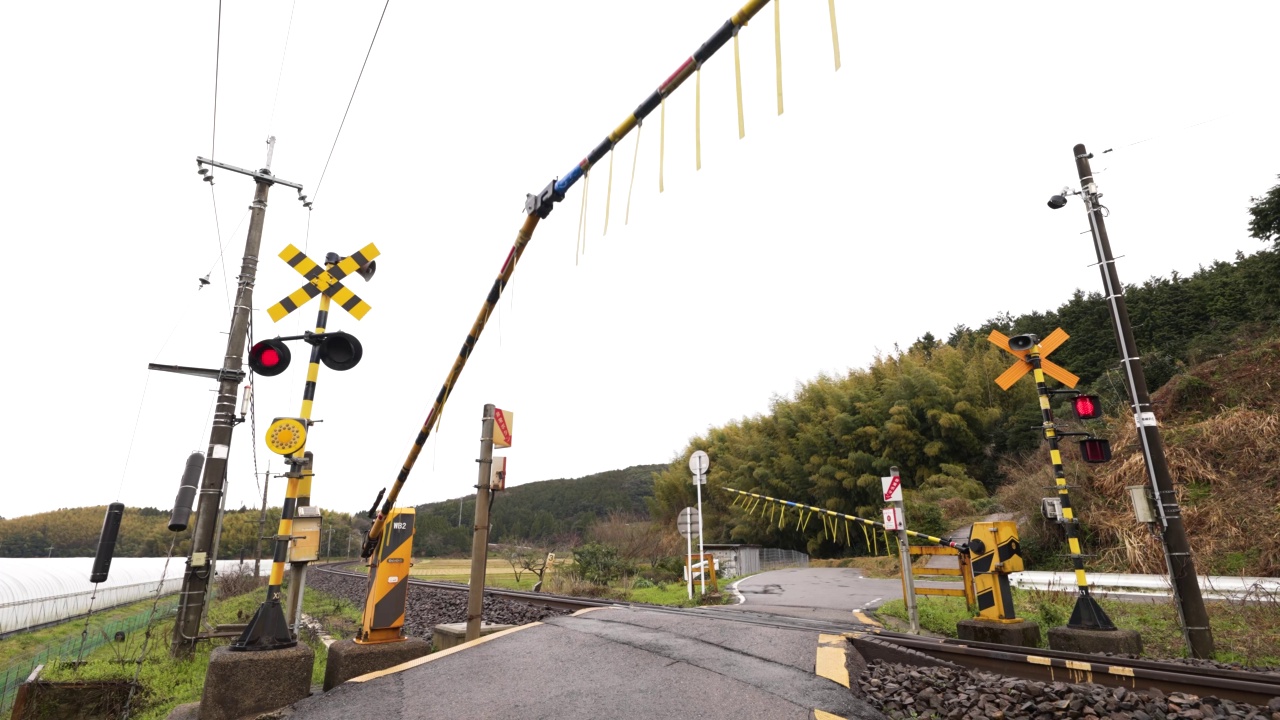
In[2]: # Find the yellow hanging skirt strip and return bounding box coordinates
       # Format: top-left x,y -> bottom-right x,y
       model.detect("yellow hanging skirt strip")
827,0 -> 841,71
773,0 -> 783,115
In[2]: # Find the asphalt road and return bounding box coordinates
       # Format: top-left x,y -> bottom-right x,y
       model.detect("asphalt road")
281,605 -> 885,720
725,567 -> 911,623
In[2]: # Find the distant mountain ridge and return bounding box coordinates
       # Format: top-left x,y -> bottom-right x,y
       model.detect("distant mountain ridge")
410,464 -> 664,555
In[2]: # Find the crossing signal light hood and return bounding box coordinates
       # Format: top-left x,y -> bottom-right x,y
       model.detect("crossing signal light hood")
318,331 -> 362,371
1072,394 -> 1103,420
249,338 -> 291,377
1079,438 -> 1112,463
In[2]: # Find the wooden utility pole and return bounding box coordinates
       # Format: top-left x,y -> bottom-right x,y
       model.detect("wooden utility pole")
1071,143 -> 1214,658
465,404 -> 496,642
171,138 -> 306,657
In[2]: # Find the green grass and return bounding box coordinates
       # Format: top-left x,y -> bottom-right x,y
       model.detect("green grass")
875,589 -> 1280,667
1,596 -> 179,669
37,585 -> 364,720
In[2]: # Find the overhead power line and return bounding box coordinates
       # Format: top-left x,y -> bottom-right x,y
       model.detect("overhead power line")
311,0 -> 391,205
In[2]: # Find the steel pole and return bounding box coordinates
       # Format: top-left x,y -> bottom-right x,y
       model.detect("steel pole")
465,404 -> 496,642
172,145 -> 275,657
1072,144 -> 1214,658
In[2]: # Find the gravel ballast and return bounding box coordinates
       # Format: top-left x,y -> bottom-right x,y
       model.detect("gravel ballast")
306,569 -> 571,643
856,660 -> 1280,720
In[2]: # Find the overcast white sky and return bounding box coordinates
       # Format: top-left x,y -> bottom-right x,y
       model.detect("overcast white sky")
3,1 -> 1278,520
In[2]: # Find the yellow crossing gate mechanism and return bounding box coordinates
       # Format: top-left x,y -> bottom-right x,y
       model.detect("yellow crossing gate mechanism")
357,507 -> 415,644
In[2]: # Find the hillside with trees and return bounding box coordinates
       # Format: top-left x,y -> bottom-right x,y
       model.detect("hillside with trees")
410,464 -> 663,556
653,181 -> 1280,573
0,505 -> 365,560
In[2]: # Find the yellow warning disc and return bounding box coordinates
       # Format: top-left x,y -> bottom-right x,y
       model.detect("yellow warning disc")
265,417 -> 307,455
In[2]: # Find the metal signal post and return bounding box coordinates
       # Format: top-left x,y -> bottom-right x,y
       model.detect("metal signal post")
1071,144 -> 1213,658
1025,343 -> 1115,631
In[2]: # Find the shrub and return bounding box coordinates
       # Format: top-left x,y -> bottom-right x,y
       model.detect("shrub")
569,542 -> 632,585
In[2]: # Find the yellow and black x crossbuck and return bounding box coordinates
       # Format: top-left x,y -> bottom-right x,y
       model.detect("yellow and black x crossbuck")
267,243 -> 381,322
988,327 -> 1078,390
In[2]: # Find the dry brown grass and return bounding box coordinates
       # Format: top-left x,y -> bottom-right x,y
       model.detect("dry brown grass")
997,342 -> 1280,577
1086,407 -> 1280,576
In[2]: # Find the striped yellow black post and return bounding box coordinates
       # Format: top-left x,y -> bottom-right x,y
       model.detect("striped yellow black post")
266,243 -> 379,322
357,507 -> 415,644
1025,344 -> 1116,631
235,250 -> 373,650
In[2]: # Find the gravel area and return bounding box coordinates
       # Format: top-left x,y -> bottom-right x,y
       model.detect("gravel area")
856,661 -> 1280,720
306,569 -> 571,643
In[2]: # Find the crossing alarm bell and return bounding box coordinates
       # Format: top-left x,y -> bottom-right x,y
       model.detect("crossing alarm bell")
1007,334 -> 1039,352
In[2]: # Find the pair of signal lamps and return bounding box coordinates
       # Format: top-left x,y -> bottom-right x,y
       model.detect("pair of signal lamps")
1008,333 -> 1112,464
248,331 -> 363,376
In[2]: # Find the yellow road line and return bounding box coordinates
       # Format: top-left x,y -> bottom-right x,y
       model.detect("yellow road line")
815,633 -> 850,688
813,710 -> 846,720
349,623 -> 543,683
852,610 -> 881,626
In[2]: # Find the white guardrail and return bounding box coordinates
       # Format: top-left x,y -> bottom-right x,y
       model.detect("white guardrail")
1008,571 -> 1280,601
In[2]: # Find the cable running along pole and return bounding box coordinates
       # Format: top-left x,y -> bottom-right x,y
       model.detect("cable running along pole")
362,0 -> 773,555
1071,144 -> 1213,658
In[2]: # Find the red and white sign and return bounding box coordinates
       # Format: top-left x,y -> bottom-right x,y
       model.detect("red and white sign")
882,507 -> 903,531
881,475 -> 902,503
493,408 -> 514,448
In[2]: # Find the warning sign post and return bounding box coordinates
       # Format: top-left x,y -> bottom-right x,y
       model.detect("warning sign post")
883,466 -> 918,634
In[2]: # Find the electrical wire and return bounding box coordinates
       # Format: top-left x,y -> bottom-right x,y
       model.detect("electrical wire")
209,0 -> 230,317
265,0 -> 298,138
310,0 -> 391,205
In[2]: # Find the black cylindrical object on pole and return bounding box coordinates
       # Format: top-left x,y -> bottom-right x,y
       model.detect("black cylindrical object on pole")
90,503 -> 125,583
168,452 -> 205,532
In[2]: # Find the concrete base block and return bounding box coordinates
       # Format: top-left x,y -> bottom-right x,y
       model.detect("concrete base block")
1047,626 -> 1143,655
323,637 -> 431,691
431,622 -> 515,652
199,644 -> 313,720
956,619 -> 1042,648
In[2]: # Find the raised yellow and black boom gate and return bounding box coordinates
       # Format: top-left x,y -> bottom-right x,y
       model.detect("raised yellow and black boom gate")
357,0 -> 845,560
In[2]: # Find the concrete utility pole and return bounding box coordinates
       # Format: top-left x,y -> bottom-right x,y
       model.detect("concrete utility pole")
465,404 -> 497,642
172,139 -> 288,657
1071,144 -> 1214,658
253,464 -> 271,579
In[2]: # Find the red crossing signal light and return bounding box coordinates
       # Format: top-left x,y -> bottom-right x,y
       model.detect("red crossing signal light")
248,338 -> 291,377
1079,438 -> 1112,463
1072,394 -> 1103,420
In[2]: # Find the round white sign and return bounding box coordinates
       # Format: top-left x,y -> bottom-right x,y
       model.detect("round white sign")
688,450 -> 710,476
676,506 -> 699,539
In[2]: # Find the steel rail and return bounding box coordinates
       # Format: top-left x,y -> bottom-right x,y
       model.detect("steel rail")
859,630 -> 1280,706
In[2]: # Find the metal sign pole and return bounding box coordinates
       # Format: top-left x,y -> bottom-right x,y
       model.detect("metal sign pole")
689,451 -> 710,596
685,514 -> 693,600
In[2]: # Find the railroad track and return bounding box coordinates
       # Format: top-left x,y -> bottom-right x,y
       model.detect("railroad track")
857,629 -> 1280,706
315,563 -> 1280,704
